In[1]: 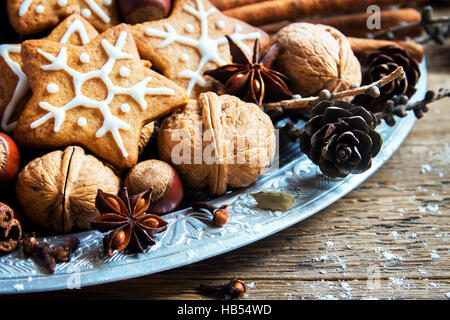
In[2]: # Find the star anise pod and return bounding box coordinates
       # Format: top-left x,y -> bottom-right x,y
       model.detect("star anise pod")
90,187 -> 168,256
204,36 -> 293,106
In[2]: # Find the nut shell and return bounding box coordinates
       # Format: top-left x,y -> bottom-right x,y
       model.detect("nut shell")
16,146 -> 120,234
0,132 -> 20,184
118,0 -> 171,24
158,92 -> 275,196
124,159 -> 184,214
274,23 -> 361,97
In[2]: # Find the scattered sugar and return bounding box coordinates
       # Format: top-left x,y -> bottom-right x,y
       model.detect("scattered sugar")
420,164 -> 432,174
383,251 -> 403,261
325,241 -> 334,248
429,282 -> 439,288
13,284 -> 24,291
418,268 -> 428,275
340,283 -> 352,291
389,277 -> 406,288
430,250 -> 441,259
390,231 -> 401,239
246,282 -> 255,289
417,186 -> 428,192
426,203 -> 440,213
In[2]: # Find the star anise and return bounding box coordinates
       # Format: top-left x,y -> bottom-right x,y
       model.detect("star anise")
90,187 -> 168,256
204,36 -> 293,106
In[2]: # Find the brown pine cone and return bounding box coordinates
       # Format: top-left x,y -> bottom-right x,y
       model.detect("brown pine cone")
299,101 -> 382,178
355,45 -> 420,112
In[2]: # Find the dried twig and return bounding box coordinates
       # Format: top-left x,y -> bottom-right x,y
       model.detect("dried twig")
264,66 -> 405,114
376,88 -> 450,126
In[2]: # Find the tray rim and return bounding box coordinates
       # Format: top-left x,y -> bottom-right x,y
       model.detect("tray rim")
0,60 -> 427,295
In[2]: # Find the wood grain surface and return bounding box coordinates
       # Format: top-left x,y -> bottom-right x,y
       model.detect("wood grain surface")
3,7 -> 449,301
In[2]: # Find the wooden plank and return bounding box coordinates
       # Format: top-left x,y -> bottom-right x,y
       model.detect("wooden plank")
3,8 -> 449,301
5,75 -> 449,299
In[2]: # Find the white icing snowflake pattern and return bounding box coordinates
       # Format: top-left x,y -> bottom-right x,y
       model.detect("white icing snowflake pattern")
144,0 -> 261,95
32,31 -> 175,158
19,0 -> 111,23
0,45 -> 29,132
0,19 -> 92,132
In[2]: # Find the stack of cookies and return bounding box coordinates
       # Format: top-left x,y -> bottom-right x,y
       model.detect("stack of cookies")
1,0 -> 270,170
0,0 -> 280,235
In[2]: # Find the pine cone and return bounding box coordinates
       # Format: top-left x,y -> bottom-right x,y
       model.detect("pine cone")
355,45 -> 420,112
299,101 -> 383,178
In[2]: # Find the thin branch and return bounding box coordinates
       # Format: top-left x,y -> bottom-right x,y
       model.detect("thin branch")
376,88 -> 450,126
264,66 -> 405,113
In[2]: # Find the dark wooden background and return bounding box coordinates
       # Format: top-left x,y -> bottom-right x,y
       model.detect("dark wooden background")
2,6 -> 449,301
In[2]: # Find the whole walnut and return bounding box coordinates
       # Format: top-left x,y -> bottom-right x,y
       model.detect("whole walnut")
274,23 -> 362,98
16,146 -> 120,234
158,92 -> 276,196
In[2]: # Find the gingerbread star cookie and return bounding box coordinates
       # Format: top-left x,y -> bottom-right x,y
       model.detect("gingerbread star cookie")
14,24 -> 189,169
0,14 -> 99,132
7,0 -> 120,35
131,0 -> 270,97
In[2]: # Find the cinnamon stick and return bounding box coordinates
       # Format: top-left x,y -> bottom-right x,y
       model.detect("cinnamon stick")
210,0 -> 270,11
348,37 -> 424,62
223,0 -> 427,26
261,8 -> 423,39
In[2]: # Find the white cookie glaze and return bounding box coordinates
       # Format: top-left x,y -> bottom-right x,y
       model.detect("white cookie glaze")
0,19 -> 92,132
32,31 -> 174,158
19,0 -> 111,23
144,0 -> 261,95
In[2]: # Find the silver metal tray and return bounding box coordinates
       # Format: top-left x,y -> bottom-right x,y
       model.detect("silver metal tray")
0,61 -> 427,294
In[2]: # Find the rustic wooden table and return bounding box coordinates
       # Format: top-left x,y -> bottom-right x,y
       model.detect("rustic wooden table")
5,8 -> 450,301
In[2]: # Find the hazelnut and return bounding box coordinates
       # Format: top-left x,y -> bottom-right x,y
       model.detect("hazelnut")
124,159 -> 183,215
118,0 -> 171,24
0,132 -> 20,184
274,23 -> 361,98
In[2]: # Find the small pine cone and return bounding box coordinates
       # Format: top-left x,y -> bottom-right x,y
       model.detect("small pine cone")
355,45 -> 420,112
299,101 -> 383,178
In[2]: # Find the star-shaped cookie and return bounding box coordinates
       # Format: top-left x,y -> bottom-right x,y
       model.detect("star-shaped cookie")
14,24 -> 189,169
0,14 -> 99,132
131,0 -> 270,97
7,0 -> 120,35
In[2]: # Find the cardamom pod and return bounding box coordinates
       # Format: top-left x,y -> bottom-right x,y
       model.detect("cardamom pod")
250,191 -> 295,211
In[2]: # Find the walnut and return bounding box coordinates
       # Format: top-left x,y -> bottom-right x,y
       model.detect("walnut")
16,146 -> 120,234
139,122 -> 156,155
274,23 -> 361,98
158,92 -> 276,196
